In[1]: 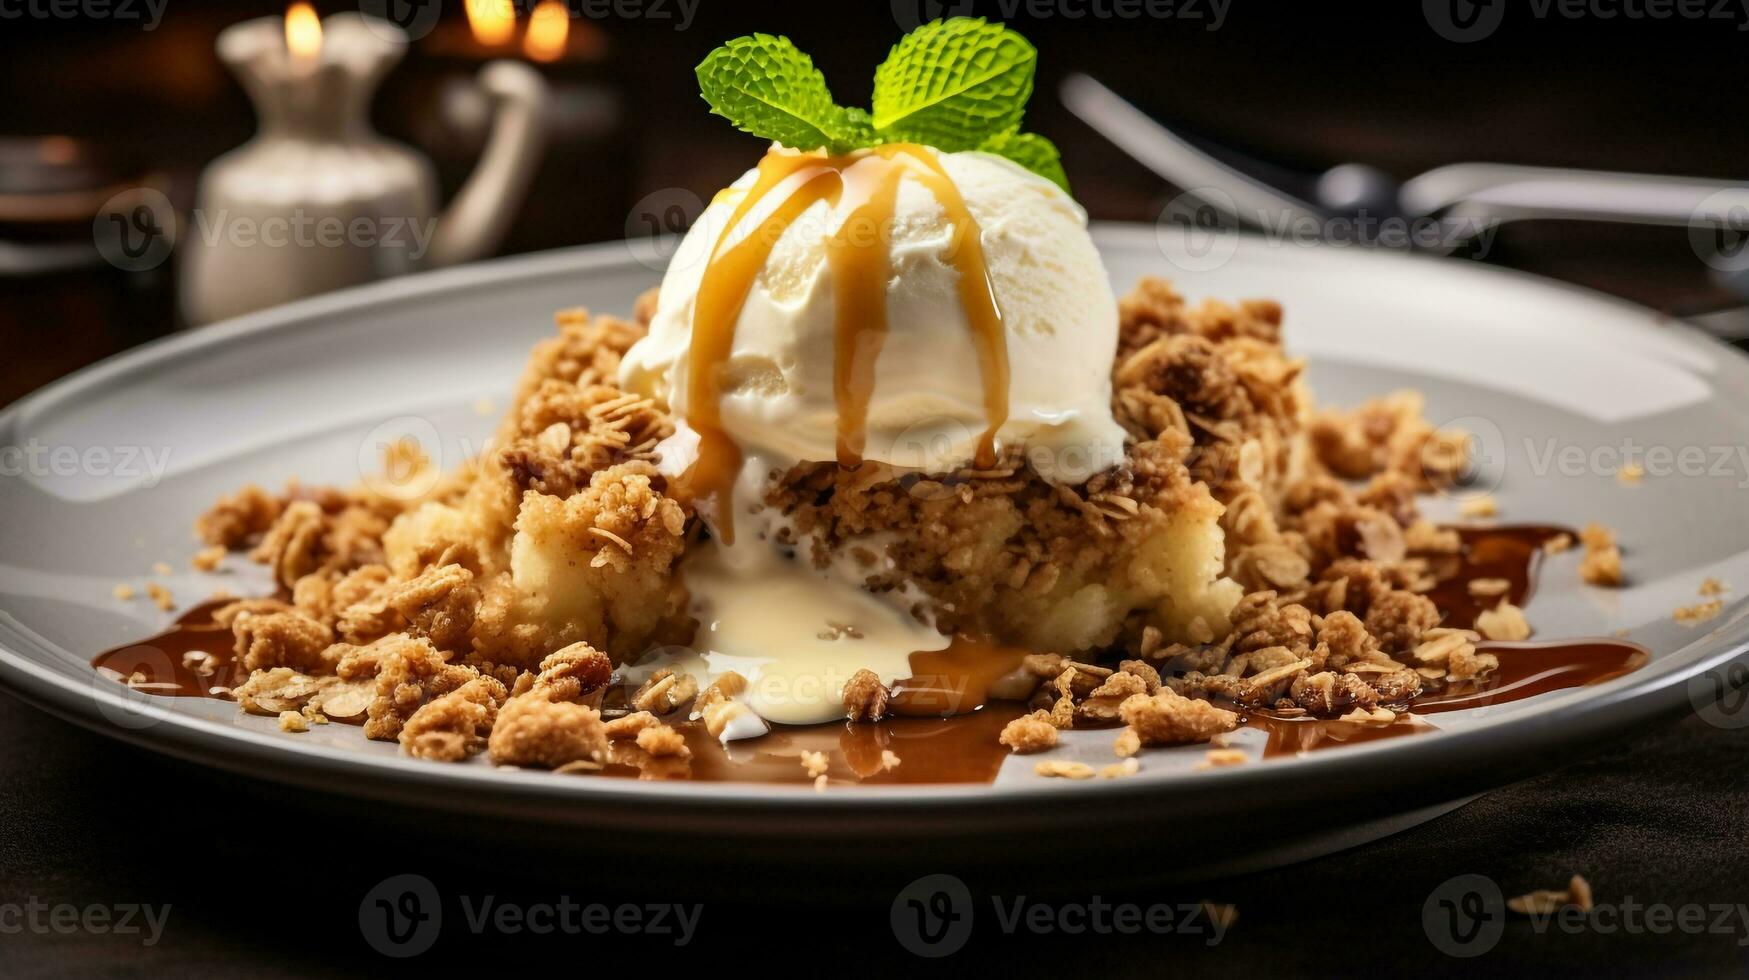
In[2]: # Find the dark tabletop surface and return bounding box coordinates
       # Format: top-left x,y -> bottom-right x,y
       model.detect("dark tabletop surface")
3,3 -> 1749,976
4,694 -> 1748,977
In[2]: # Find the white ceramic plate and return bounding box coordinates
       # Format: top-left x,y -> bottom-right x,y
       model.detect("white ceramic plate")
3,226 -> 1747,878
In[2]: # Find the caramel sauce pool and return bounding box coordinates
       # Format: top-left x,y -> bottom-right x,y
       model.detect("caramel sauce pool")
1427,524 -> 1569,631
95,537 -> 1648,778
92,599 -> 245,698
681,145 -> 1008,542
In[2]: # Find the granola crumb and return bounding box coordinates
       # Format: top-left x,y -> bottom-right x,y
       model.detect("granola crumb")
1034,760 -> 1096,780
112,584 -> 135,600
800,750 -> 829,779
151,561 -> 173,576
1099,758 -> 1140,779
841,667 -> 889,722
1674,599 -> 1725,626
1580,545 -> 1624,587
1508,874 -> 1593,915
277,710 -> 308,733
999,710 -> 1059,753
631,669 -> 699,714
603,711 -> 660,740
1568,874 -> 1594,912
880,749 -> 901,771
1338,705 -> 1397,724
146,582 -> 175,611
1578,522 -> 1624,587
1458,495 -> 1498,518
192,546 -> 226,572
1467,577 -> 1511,598
1700,577 -> 1730,597
486,694 -> 608,769
472,396 -> 497,417
813,774 -> 829,792
634,723 -> 691,759
1580,522 -> 1616,551
1196,748 -> 1248,770
1475,601 -> 1532,641
1114,728 -> 1142,758
1544,533 -> 1574,554
1616,462 -> 1644,486
1118,688 -> 1239,747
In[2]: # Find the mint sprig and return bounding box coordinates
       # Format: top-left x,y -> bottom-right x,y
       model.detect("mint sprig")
871,18 -> 1035,150
694,18 -> 1069,191
695,34 -> 868,155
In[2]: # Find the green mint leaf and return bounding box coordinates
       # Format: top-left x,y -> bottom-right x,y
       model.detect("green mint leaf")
978,130 -> 1069,191
870,18 -> 1036,151
696,34 -> 864,153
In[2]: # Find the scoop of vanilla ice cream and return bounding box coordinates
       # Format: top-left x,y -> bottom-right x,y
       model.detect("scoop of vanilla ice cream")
619,148 -> 1127,477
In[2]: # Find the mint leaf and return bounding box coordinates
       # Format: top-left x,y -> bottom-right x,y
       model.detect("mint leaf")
979,130 -> 1068,191
870,18 -> 1036,151
696,34 -> 864,153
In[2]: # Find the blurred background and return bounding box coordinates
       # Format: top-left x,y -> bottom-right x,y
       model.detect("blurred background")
1,0 -> 1746,404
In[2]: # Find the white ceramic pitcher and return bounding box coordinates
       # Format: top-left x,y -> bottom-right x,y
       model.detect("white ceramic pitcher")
180,13 -> 547,326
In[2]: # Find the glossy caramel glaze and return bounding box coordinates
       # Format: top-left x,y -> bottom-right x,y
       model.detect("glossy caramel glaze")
94,528 -> 1651,780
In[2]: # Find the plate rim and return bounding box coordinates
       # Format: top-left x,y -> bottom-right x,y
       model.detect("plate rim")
2,225 -> 1746,825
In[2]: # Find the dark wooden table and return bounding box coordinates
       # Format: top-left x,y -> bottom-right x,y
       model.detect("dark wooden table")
3,4 -> 1748,975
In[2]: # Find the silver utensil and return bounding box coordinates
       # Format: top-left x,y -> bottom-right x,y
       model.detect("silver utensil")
1060,72 -> 1749,337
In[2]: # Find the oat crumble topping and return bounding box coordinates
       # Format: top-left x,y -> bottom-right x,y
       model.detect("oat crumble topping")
167,277 -> 1636,783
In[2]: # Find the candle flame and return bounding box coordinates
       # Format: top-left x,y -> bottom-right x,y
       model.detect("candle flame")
465,0 -> 516,47
523,0 -> 570,62
285,2 -> 322,60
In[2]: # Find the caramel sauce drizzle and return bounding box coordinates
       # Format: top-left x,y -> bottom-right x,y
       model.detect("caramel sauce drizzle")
891,634 -> 1032,718
682,145 -> 1009,542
